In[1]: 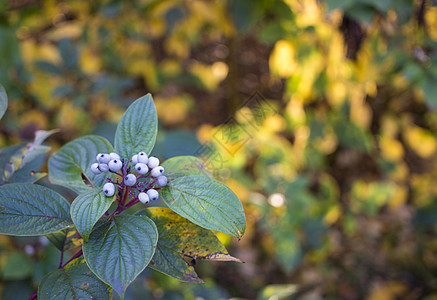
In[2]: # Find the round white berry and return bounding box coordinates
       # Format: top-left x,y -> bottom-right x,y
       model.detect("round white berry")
148,156 -> 160,169
157,175 -> 168,187
138,152 -> 149,164
108,159 -> 123,172
147,188 -> 159,201
96,153 -> 102,162
91,163 -> 101,174
98,163 -> 109,173
135,163 -> 149,175
138,192 -> 150,204
151,166 -> 164,177
109,152 -> 120,160
103,183 -> 115,197
132,154 -> 139,165
97,153 -> 111,164
124,174 -> 137,186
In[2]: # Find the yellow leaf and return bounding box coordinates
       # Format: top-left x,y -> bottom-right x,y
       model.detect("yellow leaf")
269,40 -> 298,78
155,95 -> 193,125
367,282 -> 407,300
47,23 -> 83,40
404,126 -> 436,158
324,205 -> 341,225
80,47 -> 101,74
388,186 -> 407,210
379,136 -> 404,162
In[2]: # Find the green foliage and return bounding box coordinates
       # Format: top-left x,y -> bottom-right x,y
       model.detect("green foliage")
38,258 -> 111,300
48,136 -> 114,194
0,183 -> 72,235
142,207 -> 241,283
114,94 -> 158,158
0,94 -> 245,298
70,188 -> 115,242
0,85 -> 7,120
83,215 -> 158,296
162,175 -> 246,238
46,227 -> 82,252
2,252 -> 34,280
161,156 -> 213,179
1,0 -> 437,298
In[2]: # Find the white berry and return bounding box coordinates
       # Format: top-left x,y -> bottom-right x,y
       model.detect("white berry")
138,192 -> 150,204
147,189 -> 159,201
103,183 -> 115,197
148,156 -> 160,169
109,152 -> 120,160
138,152 -> 149,164
135,163 -> 149,175
97,153 -> 111,164
124,174 -> 137,186
151,166 -> 164,177
157,175 -> 168,186
108,159 -> 122,172
90,163 -> 101,174
132,154 -> 139,165
96,153 -> 102,162
98,163 -> 109,173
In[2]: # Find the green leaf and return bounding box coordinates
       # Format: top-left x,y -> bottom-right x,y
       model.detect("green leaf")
83,215 -> 158,297
259,284 -> 298,300
0,144 -> 24,184
140,207 -> 241,283
161,156 -> 212,180
46,227 -> 82,251
38,258 -> 111,300
48,135 -> 114,194
20,129 -> 59,167
71,188 -> 115,242
325,0 -> 354,11
0,84 -> 7,120
3,129 -> 59,184
2,252 -> 33,280
0,183 -> 72,235
7,152 -> 47,184
114,94 -> 158,159
274,230 -> 302,273
161,175 -> 246,238
420,76 -> 437,109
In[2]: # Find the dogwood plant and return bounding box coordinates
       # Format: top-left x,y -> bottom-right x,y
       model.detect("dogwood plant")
0,93 -> 246,299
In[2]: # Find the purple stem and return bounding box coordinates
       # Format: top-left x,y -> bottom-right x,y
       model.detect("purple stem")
58,247 -> 65,268
61,249 -> 83,268
28,291 -> 37,300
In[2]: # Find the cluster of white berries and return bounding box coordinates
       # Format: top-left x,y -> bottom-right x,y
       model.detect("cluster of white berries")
90,151 -> 168,206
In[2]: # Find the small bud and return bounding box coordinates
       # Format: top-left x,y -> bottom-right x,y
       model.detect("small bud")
138,192 -> 150,204
148,156 -> 160,169
98,163 -> 109,173
103,182 -> 115,197
124,174 -> 137,186
151,166 -> 164,177
147,188 -> 159,201
91,163 -> 101,174
135,163 -> 149,175
157,175 -> 168,187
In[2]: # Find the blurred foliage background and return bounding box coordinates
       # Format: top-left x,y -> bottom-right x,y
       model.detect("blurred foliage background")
1,0 -> 437,299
